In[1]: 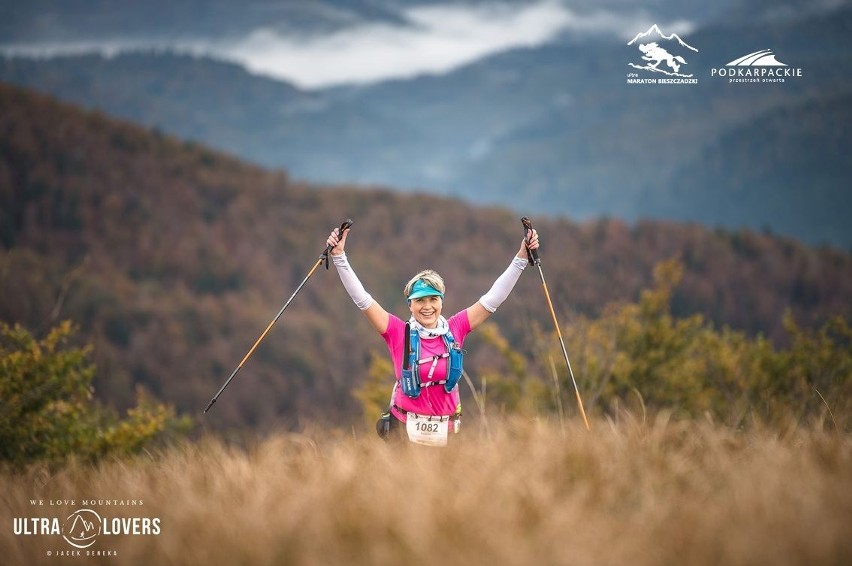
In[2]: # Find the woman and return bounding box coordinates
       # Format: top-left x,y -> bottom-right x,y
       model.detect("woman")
326,224 -> 539,445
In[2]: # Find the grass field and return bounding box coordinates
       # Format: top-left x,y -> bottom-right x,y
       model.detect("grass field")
2,415 -> 850,565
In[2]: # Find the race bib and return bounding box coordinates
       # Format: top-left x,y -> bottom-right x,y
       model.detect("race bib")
405,413 -> 450,447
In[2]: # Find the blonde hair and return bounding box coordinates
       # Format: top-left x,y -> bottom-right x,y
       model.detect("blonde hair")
404,269 -> 446,298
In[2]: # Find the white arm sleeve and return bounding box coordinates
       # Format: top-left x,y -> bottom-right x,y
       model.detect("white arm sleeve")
479,256 -> 528,313
331,253 -> 374,310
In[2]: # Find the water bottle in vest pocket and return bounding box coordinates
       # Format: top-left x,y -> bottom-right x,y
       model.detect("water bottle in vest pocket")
400,365 -> 421,398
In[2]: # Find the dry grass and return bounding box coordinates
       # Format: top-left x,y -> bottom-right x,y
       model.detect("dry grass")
2,415 -> 851,565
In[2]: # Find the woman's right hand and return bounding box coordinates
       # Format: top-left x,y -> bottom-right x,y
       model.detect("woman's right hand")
327,226 -> 350,256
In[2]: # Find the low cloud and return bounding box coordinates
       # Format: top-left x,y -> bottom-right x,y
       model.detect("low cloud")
222,1 -> 579,88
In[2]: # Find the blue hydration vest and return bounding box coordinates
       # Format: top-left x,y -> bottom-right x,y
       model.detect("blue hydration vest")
400,326 -> 464,399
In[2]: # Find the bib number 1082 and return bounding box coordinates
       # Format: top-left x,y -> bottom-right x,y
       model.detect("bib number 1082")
406,414 -> 450,446
416,421 -> 441,433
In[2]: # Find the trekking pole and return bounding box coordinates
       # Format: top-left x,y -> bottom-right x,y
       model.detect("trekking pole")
521,216 -> 590,431
203,219 -> 354,414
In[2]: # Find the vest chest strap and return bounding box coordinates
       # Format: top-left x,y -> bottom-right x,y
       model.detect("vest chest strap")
414,353 -> 450,383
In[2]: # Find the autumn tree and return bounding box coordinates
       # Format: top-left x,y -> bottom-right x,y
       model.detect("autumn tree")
0,320 -> 188,468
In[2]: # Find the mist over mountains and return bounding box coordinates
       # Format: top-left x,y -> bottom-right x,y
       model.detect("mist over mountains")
1,0 -> 850,246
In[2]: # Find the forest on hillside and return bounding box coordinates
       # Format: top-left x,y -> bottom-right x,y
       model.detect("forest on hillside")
1,82 -> 851,431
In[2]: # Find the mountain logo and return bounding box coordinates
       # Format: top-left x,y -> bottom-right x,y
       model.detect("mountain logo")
711,49 -> 803,83
62,509 -> 102,549
626,24 -> 699,84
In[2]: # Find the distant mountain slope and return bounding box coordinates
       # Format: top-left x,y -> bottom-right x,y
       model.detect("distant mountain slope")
655,93 -> 852,245
0,52 -> 323,159
2,5 -> 850,245
2,83 -> 850,430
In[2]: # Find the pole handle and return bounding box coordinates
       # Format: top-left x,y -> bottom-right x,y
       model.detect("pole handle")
521,216 -> 540,266
323,219 -> 354,268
